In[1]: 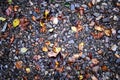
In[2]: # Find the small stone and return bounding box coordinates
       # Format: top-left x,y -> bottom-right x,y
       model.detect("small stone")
111,44 -> 118,51
68,40 -> 74,44
117,35 -> 120,39
116,59 -> 120,63
1,22 -> 7,32
113,15 -> 119,21
111,28 -> 116,35
71,26 -> 77,32
70,4 -> 75,11
53,17 -> 58,24
118,30 -> 120,33
102,17 -> 110,22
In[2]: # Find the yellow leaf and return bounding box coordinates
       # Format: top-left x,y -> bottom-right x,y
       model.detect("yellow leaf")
79,75 -> 83,80
26,68 -> 30,73
53,47 -> 61,53
71,26 -> 77,32
78,42 -> 85,51
0,17 -> 6,21
42,46 -> 48,52
44,10 -> 49,18
13,18 -> 20,27
40,21 -> 45,27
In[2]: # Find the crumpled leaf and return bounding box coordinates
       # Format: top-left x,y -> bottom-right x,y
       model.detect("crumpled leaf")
13,18 -> 20,27
44,10 -> 50,18
104,29 -> 112,36
20,47 -> 28,53
91,58 -> 99,64
78,42 -> 85,51
53,47 -> 61,53
71,26 -> 77,32
42,46 -> 48,52
48,51 -> 59,57
15,61 -> 23,69
101,65 -> 108,71
26,68 -> 31,73
0,17 -> 6,21
91,32 -> 104,39
79,75 -> 83,80
94,25 -> 104,31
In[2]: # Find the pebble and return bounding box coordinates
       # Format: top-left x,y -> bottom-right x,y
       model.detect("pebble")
70,4 -> 75,11
1,22 -> 7,32
53,17 -> 58,24
117,35 -> 120,39
68,40 -> 74,44
116,59 -> 120,63
113,15 -> 119,21
102,17 -> 110,22
111,44 -> 118,51
118,30 -> 120,34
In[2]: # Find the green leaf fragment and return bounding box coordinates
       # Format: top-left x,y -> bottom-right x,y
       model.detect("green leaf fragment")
0,17 -> 6,21
65,2 -> 70,7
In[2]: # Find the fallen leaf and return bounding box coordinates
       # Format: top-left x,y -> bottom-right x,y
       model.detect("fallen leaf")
33,55 -> 41,61
14,5 -> 19,11
13,18 -> 20,27
20,17 -> 29,30
78,42 -> 85,51
53,47 -> 61,53
71,26 -> 77,32
91,58 -> 99,64
15,61 -> 23,69
26,68 -> 31,73
79,75 -> 83,80
101,65 -> 108,71
88,2 -> 93,8
32,16 -> 36,21
94,25 -> 104,31
42,46 -> 48,52
79,7 -> 84,16
6,6 -> 12,16
10,35 -> 14,43
91,32 -> 104,39
44,10 -> 50,18
20,47 -> 28,53
114,54 -> 120,58
48,51 -> 59,57
0,17 -> 6,21
104,29 -> 112,36
45,41 -> 51,46
77,24 -> 83,32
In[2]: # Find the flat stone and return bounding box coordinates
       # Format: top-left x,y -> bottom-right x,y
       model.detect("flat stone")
102,17 -> 110,22
68,40 -> 74,44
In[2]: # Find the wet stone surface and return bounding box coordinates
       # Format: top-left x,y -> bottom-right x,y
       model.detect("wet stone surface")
0,0 -> 120,80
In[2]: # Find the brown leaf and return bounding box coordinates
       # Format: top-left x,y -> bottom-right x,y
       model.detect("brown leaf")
101,65 -> 108,71
91,58 -> 99,64
91,32 -> 104,39
33,55 -> 41,61
79,7 -> 84,16
6,6 -> 13,16
48,51 -> 60,57
14,5 -> 19,12
88,2 -> 93,8
32,16 -> 36,21
42,46 -> 48,52
15,61 -> 23,69
45,41 -> 51,46
20,17 -> 29,30
94,25 -> 104,31
104,29 -> 112,36
10,35 -> 14,43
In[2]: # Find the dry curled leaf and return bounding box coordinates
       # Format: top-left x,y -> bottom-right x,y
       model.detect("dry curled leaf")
10,35 -> 14,43
101,65 -> 108,71
53,47 -> 61,53
94,25 -> 104,31
44,9 -> 50,18
6,6 -> 12,16
78,42 -> 85,51
15,61 -> 23,69
45,41 -> 51,46
104,29 -> 112,36
32,16 -> 36,21
91,58 -> 99,64
77,24 -> 83,32
14,5 -> 19,11
91,32 -> 104,39
33,55 -> 41,61
26,68 -> 31,73
13,18 -> 20,28
71,26 -> 77,32
20,17 -> 29,30
42,46 -> 48,52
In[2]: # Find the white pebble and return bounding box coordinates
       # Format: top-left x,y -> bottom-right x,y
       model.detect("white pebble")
53,17 -> 58,24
